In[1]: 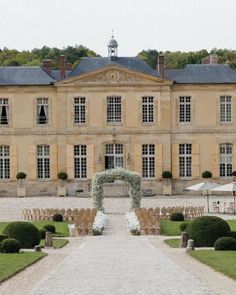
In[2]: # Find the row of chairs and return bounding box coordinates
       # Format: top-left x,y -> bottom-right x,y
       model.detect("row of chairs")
21,208 -> 95,221
134,208 -> 160,235
74,209 -> 97,235
139,206 -> 204,220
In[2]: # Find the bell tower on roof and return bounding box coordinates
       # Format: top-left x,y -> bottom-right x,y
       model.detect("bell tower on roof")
107,31 -> 118,60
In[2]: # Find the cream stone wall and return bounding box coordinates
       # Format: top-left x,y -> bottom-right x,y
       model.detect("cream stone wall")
1,67 -> 236,196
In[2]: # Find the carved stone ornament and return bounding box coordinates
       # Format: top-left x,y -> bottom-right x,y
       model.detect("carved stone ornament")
79,70 -> 146,84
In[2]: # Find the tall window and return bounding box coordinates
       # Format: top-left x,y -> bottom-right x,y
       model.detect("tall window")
74,145 -> 87,179
142,144 -> 155,178
74,97 -> 86,124
105,144 -> 123,169
107,96 -> 121,123
37,98 -> 48,125
179,144 -> 192,177
220,96 -> 232,122
0,145 -> 10,179
142,96 -> 154,123
37,145 -> 50,179
0,98 -> 9,125
220,143 -> 232,177
179,96 -> 191,123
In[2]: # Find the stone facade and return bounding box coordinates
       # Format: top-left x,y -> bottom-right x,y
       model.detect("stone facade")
1,57 -> 236,196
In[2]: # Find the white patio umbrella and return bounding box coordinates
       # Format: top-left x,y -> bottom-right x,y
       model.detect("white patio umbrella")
212,182 -> 236,214
185,181 -> 220,213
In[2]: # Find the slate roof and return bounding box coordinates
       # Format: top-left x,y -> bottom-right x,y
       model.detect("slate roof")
0,67 -> 55,85
165,64 -> 236,84
68,57 -> 159,78
51,70 -> 71,80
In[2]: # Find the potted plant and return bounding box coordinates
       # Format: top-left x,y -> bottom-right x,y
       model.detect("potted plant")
57,171 -> 68,197
16,172 -> 27,197
232,171 -> 236,181
162,170 -> 172,196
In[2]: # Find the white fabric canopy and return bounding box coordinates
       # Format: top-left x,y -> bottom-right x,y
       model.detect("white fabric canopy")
212,182 -> 236,192
185,181 -> 219,191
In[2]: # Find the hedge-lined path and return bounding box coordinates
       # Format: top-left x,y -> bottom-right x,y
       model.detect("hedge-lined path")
29,214 -> 216,295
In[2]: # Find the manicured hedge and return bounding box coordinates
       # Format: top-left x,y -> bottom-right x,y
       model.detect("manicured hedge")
170,212 -> 184,222
0,238 -> 21,253
215,237 -> 236,251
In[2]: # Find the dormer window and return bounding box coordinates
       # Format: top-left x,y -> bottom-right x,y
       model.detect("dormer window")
37,98 -> 48,125
0,98 -> 9,125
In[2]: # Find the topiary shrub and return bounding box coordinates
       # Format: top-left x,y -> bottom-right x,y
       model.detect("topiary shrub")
162,171 -> 172,179
202,171 -> 212,178
170,212 -> 184,221
180,222 -> 188,232
186,216 -> 230,247
52,214 -> 63,222
0,234 -> 8,243
39,228 -> 47,239
43,224 -> 56,234
228,231 -> 236,240
0,238 -> 21,253
3,221 -> 41,249
231,171 -> 236,177
16,172 -> 27,180
214,237 -> 236,251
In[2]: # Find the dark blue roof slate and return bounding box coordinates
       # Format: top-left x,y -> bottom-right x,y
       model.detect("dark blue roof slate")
165,64 -> 236,84
51,70 -> 71,80
68,57 -> 159,78
0,67 -> 55,85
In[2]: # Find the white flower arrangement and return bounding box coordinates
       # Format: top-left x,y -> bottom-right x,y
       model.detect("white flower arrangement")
126,212 -> 141,235
91,168 -> 142,211
92,211 -> 107,235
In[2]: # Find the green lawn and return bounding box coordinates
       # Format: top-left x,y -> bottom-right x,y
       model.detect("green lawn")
160,219 -> 236,236
189,250 -> 236,280
0,221 -> 70,237
40,238 -> 69,249
164,238 -> 180,248
0,252 -> 47,283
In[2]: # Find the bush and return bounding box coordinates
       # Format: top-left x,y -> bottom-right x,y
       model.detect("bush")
16,172 -> 27,180
214,237 -> 236,251
228,231 -> 236,239
3,222 -> 41,249
170,212 -> 184,221
40,228 -> 47,239
43,224 -> 56,234
0,234 -> 8,243
57,171 -> 68,181
0,238 -> 21,253
162,171 -> 172,179
186,216 -> 230,247
232,171 -> 236,177
52,214 -> 63,222
180,222 -> 188,232
202,171 -> 212,178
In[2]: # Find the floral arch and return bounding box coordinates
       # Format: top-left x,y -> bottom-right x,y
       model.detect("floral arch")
91,168 -> 142,211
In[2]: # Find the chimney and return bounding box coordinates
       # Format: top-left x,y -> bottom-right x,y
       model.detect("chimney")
157,55 -> 165,78
42,59 -> 52,74
60,55 -> 66,80
202,56 -> 210,64
66,63 -> 72,71
210,54 -> 218,64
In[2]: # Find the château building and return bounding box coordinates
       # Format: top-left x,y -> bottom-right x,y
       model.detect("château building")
1,36 -> 236,196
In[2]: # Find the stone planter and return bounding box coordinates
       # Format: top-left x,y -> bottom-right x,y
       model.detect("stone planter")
57,186 -> 66,197
162,179 -> 172,196
17,186 -> 26,197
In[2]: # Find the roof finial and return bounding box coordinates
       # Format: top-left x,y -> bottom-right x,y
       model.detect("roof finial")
111,29 -> 114,39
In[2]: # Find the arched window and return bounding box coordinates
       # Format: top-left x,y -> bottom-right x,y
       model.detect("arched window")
220,143 -> 232,177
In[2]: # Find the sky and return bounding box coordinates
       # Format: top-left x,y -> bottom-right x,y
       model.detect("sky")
0,0 -> 236,56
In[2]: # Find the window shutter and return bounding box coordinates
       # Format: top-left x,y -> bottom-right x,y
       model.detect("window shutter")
192,144 -> 200,178
172,144 -> 179,179
212,144 -> 219,178
10,145 -> 17,180
66,145 -> 74,180
28,145 -> 36,180
156,144 -> 163,179
134,144 -> 142,174
50,144 -> 58,180
87,144 -> 95,179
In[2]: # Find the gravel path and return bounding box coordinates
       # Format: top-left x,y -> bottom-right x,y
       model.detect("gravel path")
29,214 -> 216,295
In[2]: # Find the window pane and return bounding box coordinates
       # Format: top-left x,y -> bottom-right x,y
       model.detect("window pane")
74,145 -> 87,179
107,96 -> 121,123
142,144 -> 155,178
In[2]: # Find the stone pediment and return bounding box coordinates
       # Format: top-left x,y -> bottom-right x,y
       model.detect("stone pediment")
57,67 -> 172,86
